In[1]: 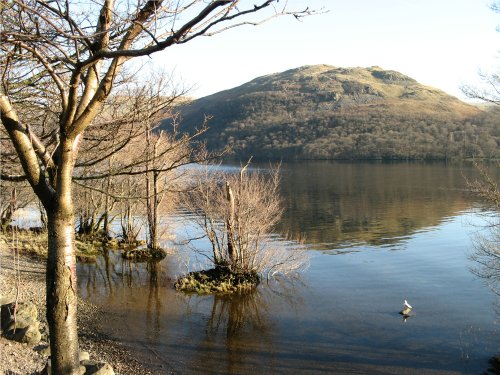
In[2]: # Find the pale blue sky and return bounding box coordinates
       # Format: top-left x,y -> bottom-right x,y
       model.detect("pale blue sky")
150,0 -> 499,100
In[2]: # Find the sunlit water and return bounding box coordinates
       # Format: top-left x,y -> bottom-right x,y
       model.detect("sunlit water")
77,161 -> 499,374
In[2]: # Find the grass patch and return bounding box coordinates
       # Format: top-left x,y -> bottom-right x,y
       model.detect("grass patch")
175,266 -> 260,294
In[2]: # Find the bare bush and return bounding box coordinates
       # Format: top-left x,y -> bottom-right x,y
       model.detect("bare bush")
183,163 -> 308,278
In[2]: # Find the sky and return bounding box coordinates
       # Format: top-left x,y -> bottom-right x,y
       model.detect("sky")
149,0 -> 499,100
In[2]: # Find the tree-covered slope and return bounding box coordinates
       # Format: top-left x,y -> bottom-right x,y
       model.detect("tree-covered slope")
172,65 -> 498,160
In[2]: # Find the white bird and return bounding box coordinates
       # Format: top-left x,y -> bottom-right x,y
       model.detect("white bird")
404,300 -> 412,310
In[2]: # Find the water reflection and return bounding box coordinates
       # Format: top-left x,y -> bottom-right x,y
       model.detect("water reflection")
146,261 -> 162,342
78,250 -> 308,374
278,161 -> 489,249
206,279 -> 305,339
468,211 -> 500,297
76,162 -> 500,374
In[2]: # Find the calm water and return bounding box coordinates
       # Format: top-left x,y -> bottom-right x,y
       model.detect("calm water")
77,162 -> 499,374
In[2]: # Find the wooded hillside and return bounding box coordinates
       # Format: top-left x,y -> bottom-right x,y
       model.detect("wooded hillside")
171,65 -> 499,160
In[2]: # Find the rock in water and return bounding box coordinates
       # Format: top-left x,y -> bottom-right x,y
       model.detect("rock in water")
400,307 -> 412,316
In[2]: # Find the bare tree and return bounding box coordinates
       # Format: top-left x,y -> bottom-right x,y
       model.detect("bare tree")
461,2 -> 500,104
144,128 -> 192,251
70,74 -> 186,244
137,76 -> 210,251
0,183 -> 37,232
461,3 -> 500,297
462,71 -> 500,105
0,1 -> 315,372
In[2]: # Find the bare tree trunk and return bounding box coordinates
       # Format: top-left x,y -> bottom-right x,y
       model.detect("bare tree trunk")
226,182 -> 237,269
39,201 -> 48,230
145,126 -> 160,251
145,127 -> 154,250
149,171 -> 160,250
102,147 -> 114,240
45,140 -> 80,374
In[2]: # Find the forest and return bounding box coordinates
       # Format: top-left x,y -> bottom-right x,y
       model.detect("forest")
173,65 -> 499,160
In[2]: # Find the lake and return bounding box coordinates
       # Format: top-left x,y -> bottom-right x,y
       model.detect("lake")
77,161 -> 499,374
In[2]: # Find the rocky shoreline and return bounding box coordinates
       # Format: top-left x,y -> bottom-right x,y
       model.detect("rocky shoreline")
0,241 -> 154,374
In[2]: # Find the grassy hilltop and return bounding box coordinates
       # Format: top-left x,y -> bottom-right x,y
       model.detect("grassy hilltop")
172,65 -> 499,160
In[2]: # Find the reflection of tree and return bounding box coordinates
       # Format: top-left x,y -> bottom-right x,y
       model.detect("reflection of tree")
102,247 -> 114,295
469,214 -> 500,296
146,261 -> 162,341
206,278 -> 305,339
466,167 -> 499,375
466,163 -> 500,297
207,292 -> 270,339
201,279 -> 305,374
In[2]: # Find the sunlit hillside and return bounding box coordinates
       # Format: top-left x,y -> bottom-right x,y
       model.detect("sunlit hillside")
170,65 -> 499,160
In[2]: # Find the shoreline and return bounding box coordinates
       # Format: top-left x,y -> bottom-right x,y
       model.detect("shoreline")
0,239 -> 153,374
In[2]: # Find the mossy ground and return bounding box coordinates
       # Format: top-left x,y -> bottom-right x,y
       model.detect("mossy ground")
76,233 -> 146,249
0,229 -> 100,262
1,227 -> 152,263
175,266 -> 260,294
121,247 -> 167,261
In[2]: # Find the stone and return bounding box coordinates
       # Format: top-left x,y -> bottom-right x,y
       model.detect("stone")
13,322 -> 42,345
39,322 -> 49,341
5,315 -> 33,332
43,359 -> 96,375
34,344 -> 51,356
1,301 -> 38,331
79,351 -> 90,361
1,301 -> 41,345
80,359 -> 115,375
43,360 -> 51,375
0,295 -> 13,306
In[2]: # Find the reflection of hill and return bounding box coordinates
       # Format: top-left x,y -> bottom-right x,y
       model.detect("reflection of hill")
277,162 -> 480,249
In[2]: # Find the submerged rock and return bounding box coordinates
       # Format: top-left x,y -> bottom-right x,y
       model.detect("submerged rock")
399,307 -> 412,316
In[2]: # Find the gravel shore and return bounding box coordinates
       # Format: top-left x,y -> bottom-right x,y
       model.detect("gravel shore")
0,240 -> 153,374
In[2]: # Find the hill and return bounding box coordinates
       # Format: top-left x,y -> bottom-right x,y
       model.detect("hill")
170,65 -> 498,160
